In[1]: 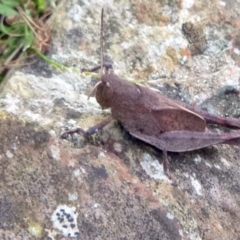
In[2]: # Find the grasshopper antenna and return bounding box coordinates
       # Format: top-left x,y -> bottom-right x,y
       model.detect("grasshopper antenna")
99,9 -> 113,73
100,8 -> 104,77
87,8 -> 104,99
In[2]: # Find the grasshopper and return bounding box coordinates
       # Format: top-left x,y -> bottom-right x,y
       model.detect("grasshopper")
62,9 -> 240,184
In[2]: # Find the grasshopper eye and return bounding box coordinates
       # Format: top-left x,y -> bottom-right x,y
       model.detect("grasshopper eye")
102,81 -> 112,98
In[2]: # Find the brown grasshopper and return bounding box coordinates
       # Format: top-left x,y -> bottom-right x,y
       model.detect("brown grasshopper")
62,9 -> 240,183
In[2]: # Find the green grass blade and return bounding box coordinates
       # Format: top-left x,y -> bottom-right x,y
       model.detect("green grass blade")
0,3 -> 18,16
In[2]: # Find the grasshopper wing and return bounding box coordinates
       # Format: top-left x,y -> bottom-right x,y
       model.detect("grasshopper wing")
151,107 -> 206,132
137,86 -> 206,132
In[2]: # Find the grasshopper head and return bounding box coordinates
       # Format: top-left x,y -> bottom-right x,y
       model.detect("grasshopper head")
95,72 -> 114,109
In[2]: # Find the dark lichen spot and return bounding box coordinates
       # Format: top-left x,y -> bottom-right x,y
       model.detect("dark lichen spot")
33,130 -> 50,148
0,196 -> 18,229
66,109 -> 82,119
150,209 -> 181,240
89,165 -> 108,181
200,86 -> 240,118
70,223 -> 76,228
66,27 -> 83,49
22,58 -> 53,78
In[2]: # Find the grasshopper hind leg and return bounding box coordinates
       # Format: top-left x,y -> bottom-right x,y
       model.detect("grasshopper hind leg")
163,150 -> 178,185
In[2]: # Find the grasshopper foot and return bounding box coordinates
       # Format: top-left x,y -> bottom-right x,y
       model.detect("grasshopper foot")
61,128 -> 86,139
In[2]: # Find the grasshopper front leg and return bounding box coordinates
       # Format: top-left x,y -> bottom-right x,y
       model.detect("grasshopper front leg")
61,116 -> 113,139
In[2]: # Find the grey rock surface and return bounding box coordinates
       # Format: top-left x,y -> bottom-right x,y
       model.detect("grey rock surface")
0,0 -> 240,239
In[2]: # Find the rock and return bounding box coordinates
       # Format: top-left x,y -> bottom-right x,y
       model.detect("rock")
0,0 -> 240,239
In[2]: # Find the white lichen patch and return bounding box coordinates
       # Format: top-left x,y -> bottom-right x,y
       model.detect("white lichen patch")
67,119 -> 77,125
93,203 -> 100,208
98,151 -> 106,158
190,176 -> 202,196
49,142 -> 60,161
166,213 -> 174,220
220,158 -> 230,167
68,193 -> 78,201
1,93 -> 20,114
205,161 -> 212,168
45,228 -> 59,240
182,0 -> 194,9
193,154 -> 202,164
113,142 -> 122,153
219,1 -> 226,6
73,169 -> 81,178
6,150 -> 14,158
51,205 -> 79,238
214,164 -> 221,170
